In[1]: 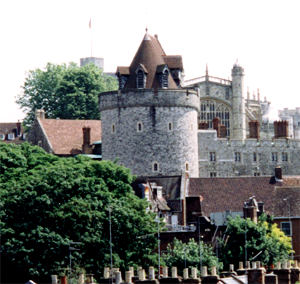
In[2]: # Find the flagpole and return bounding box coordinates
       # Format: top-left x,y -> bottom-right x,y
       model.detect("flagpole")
89,18 -> 93,57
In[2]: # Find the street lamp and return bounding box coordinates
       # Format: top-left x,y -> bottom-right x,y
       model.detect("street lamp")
155,211 -> 161,279
108,206 -> 113,272
283,198 -> 293,259
69,242 -> 82,279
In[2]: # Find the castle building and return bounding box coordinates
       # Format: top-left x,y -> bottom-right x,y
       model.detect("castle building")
183,65 -> 271,139
99,32 -> 199,177
99,31 -> 300,178
278,107 -> 300,139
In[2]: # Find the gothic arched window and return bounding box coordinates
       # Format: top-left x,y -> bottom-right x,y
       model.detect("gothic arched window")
199,100 -> 231,136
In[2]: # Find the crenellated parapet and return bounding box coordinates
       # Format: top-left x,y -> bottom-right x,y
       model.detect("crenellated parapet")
99,89 -> 200,112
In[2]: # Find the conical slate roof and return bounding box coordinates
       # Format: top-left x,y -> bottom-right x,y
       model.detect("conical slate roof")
120,32 -> 179,89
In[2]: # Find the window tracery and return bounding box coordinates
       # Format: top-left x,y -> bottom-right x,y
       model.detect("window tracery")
199,100 -> 231,136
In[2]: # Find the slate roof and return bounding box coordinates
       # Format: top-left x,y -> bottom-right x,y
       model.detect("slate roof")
189,176 -> 300,217
117,32 -> 180,89
39,119 -> 101,155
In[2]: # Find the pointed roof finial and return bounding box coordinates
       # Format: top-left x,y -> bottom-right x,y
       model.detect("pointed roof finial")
143,27 -> 150,41
206,64 -> 209,76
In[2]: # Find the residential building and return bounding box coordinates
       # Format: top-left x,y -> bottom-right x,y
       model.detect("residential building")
27,109 -> 101,158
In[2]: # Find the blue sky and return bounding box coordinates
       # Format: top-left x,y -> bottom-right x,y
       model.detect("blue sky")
1,0 -> 299,121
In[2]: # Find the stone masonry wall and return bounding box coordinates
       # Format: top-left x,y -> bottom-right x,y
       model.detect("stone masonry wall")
198,130 -> 300,177
99,89 -> 199,177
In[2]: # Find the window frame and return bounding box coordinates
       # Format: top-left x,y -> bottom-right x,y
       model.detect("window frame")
210,172 -> 217,177
209,152 -> 216,162
272,152 -> 278,162
282,152 -> 288,162
137,121 -> 143,132
235,152 -> 241,162
152,162 -> 159,173
280,221 -> 292,236
111,123 -> 116,134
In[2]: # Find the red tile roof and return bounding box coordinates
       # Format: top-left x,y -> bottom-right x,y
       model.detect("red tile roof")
163,55 -> 183,70
39,119 -> 101,155
116,66 -> 130,75
189,176 -> 300,217
119,33 -> 179,89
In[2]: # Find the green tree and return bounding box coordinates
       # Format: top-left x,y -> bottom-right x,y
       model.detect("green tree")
0,142 -> 157,283
162,238 -> 221,274
16,63 -> 118,126
218,215 -> 293,268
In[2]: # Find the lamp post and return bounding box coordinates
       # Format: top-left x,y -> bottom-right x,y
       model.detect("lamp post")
283,198 -> 293,259
155,211 -> 161,279
198,216 -> 202,274
69,242 -> 82,279
108,206 -> 113,272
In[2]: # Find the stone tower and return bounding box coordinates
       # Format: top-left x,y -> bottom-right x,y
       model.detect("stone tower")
99,32 -> 199,177
231,64 -> 246,140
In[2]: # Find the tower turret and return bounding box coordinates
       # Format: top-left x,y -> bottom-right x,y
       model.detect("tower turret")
99,32 -> 199,177
231,63 -> 246,140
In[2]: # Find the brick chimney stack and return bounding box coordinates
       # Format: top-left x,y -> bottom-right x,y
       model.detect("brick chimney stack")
274,120 -> 289,138
16,121 -> 22,136
212,117 -> 226,138
82,127 -> 93,154
243,196 -> 258,223
35,109 -> 45,120
249,121 -> 260,139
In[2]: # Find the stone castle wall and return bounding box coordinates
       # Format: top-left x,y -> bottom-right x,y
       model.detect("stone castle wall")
99,89 -> 199,177
198,129 -> 300,177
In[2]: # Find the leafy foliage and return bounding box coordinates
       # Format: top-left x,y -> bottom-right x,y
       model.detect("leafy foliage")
16,63 -> 118,126
218,215 -> 293,268
162,238 -> 221,274
0,143 -> 157,283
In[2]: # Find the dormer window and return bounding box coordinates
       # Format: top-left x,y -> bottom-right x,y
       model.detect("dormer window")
137,70 -> 144,88
116,66 -> 130,90
157,65 -> 169,88
119,76 -> 128,89
162,70 -> 169,88
136,64 -> 148,89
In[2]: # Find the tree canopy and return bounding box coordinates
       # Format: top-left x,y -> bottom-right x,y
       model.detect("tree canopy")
218,215 -> 293,268
16,63 -> 118,127
0,142 -> 157,283
162,238 -> 221,275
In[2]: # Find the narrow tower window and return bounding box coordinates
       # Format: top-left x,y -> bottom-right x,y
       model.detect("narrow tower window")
137,122 -> 143,132
185,162 -> 189,171
168,122 -> 173,131
112,124 -> 115,134
152,162 -> 159,172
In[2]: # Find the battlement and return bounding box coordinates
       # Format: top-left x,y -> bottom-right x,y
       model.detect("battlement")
99,89 -> 200,112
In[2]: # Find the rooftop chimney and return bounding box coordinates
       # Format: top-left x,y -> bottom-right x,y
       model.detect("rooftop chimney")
249,121 -> 260,139
199,122 -> 209,130
16,121 -> 22,136
82,127 -> 93,154
274,120 -> 289,138
35,109 -> 45,120
243,196 -> 258,223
